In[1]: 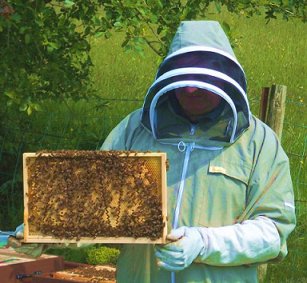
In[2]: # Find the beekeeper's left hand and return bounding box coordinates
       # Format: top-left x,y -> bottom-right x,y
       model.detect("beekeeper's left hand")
8,223 -> 93,258
155,226 -> 207,271
7,223 -> 47,258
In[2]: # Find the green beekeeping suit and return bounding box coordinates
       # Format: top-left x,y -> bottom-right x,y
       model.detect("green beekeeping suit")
101,21 -> 296,283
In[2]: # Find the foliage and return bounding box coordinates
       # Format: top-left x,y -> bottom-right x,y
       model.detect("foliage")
46,245 -> 92,263
86,246 -> 120,265
100,0 -> 307,57
45,245 -> 120,265
0,179 -> 23,230
0,0 -> 111,112
0,0 -> 306,112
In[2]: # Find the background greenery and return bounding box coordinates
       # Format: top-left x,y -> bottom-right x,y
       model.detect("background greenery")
45,245 -> 120,265
0,2 -> 306,282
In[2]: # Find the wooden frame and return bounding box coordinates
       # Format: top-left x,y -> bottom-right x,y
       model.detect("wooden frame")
33,264 -> 116,283
23,151 -> 167,244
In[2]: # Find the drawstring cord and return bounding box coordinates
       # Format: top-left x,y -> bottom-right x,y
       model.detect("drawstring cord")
177,141 -> 187,152
155,141 -> 220,283
170,142 -> 220,283
171,141 -> 194,283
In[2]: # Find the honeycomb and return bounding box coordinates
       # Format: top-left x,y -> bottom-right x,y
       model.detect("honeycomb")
24,150 -> 167,242
51,265 -> 116,283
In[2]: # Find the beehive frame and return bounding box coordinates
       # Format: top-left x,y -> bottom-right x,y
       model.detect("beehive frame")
23,151 -> 167,244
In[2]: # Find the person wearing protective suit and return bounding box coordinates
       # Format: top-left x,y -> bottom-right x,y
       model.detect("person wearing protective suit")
101,21 -> 296,283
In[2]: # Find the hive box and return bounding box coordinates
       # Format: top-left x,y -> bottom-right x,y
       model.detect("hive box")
23,151 -> 168,244
32,263 -> 116,283
0,248 -> 64,283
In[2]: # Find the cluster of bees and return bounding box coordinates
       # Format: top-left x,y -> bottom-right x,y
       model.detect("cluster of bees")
55,265 -> 115,283
26,150 -> 165,241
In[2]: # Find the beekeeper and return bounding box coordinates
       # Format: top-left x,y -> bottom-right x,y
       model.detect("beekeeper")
101,21 -> 296,283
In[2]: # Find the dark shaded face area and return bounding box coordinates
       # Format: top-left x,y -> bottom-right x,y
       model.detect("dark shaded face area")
156,51 -> 246,93
156,53 -> 234,122
174,87 -> 222,121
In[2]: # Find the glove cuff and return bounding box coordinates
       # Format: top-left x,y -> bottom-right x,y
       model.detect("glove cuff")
195,227 -> 210,259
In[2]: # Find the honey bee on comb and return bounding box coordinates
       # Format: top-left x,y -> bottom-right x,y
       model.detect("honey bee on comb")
23,150 -> 168,244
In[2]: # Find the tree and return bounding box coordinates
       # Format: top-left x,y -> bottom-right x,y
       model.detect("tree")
0,0 -> 111,113
0,0 -> 306,111
101,0 -> 306,56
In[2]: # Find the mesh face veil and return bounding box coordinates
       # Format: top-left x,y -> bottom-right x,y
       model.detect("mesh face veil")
141,22 -> 251,148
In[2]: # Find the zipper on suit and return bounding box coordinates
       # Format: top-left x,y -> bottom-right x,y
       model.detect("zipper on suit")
171,142 -> 194,283
190,124 -> 197,136
172,142 -> 195,229
170,141 -> 221,283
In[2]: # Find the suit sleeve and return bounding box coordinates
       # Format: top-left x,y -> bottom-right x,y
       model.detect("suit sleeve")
195,127 -> 296,266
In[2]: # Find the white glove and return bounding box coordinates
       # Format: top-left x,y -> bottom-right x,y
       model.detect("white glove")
155,226 -> 207,271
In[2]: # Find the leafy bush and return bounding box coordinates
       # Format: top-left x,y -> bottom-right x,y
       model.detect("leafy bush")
86,246 -> 120,265
45,245 -> 120,265
45,245 -> 91,263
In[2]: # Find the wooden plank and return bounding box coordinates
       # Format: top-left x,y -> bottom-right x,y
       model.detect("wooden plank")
259,87 -> 270,122
160,153 -> 168,245
266,85 -> 287,140
23,151 -> 168,244
23,152 -> 30,243
24,236 -> 164,244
